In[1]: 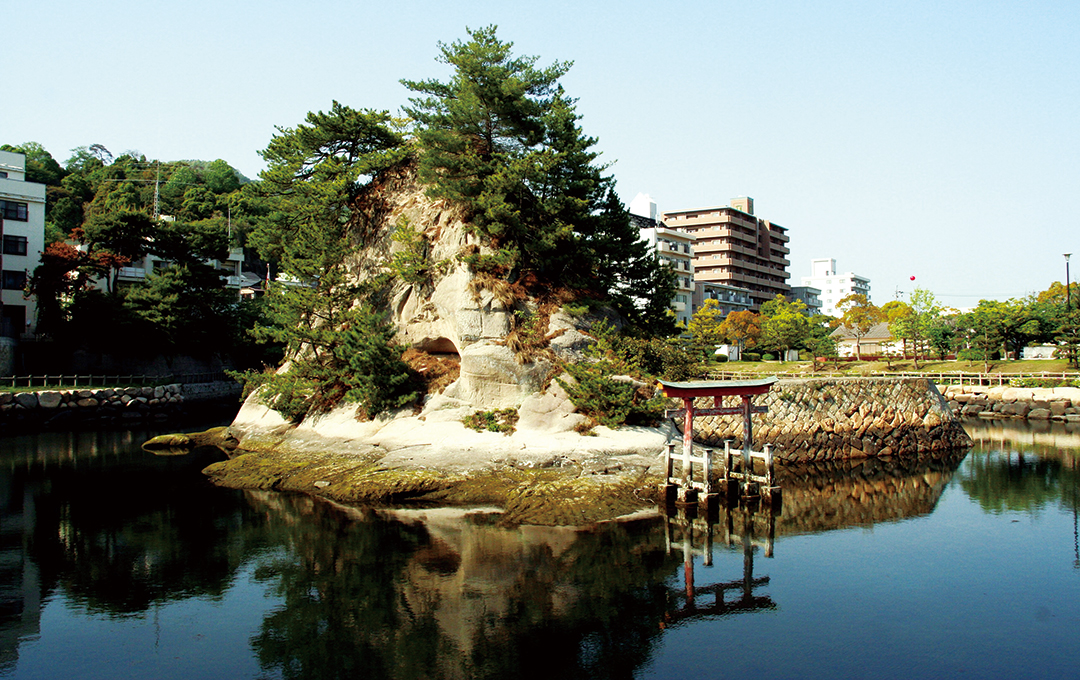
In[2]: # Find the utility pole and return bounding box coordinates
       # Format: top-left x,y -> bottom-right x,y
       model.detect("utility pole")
153,161 -> 161,220
1066,253 -> 1072,312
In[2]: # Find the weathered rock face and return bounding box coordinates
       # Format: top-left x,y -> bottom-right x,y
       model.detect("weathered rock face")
344,161 -> 589,409
685,377 -> 972,462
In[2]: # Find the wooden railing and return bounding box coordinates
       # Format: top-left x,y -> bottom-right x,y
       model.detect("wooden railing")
705,370 -> 1080,387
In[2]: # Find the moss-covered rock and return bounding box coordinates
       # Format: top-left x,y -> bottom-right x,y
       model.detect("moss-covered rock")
142,426 -> 240,454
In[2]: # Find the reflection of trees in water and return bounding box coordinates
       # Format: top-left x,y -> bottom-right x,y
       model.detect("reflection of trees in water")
245,493 -> 680,680
23,446 -> 264,615
959,420 -> 1080,517
959,450 -> 1080,515
0,435 -> 258,672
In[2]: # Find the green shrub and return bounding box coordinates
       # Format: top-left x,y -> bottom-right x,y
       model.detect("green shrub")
714,353 -> 728,363
762,353 -> 776,361
462,408 -> 519,435
958,348 -> 998,361
233,300 -> 419,423
557,361 -> 666,428
742,352 -> 761,362
588,321 -> 699,381
389,217 -> 448,286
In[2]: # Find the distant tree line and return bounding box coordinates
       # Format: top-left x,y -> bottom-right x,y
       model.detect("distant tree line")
686,281 -> 1080,371
0,141 -> 278,368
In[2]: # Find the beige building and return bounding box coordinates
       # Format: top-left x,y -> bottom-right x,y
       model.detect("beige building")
663,197 -> 790,311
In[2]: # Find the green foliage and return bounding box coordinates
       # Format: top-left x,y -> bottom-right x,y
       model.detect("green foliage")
242,273 -> 418,422
759,295 -> 810,362
837,293 -> 883,361
462,408 -> 519,435
233,102 -> 418,421
887,288 -> 941,369
586,320 -> 699,381
557,362 -> 665,428
1006,376 -> 1080,388
687,299 -> 725,357
1,142 -> 67,186
555,321 -> 693,429
927,314 -> 958,360
388,218 -> 448,286
505,307 -> 555,363
250,101 -> 406,280
403,26 -> 676,333
121,263 -> 236,351
1054,310 -> 1080,369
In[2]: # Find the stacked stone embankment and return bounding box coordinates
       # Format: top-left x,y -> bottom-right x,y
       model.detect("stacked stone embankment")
0,381 -> 241,427
688,377 -> 971,462
940,384 -> 1080,422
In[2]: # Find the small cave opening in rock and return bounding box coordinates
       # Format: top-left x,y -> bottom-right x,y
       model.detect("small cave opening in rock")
403,338 -> 461,395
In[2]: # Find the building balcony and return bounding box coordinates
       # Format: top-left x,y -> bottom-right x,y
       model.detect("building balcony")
117,267 -> 147,280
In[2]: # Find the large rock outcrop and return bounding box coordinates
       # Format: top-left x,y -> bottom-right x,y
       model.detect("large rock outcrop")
344,161 -> 590,410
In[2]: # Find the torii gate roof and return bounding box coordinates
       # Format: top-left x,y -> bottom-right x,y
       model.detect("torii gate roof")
658,376 -> 778,398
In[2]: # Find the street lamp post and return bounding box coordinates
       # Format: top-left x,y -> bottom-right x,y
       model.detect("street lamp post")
1066,253 -> 1073,312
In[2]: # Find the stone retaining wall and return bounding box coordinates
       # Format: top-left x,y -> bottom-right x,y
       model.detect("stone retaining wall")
939,384 -> 1080,422
0,381 -> 242,427
686,377 -> 971,462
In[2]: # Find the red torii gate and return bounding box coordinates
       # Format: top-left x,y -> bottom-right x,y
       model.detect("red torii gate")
658,377 -> 779,502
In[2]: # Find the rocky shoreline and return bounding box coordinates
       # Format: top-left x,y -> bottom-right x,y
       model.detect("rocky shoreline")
190,377 -> 972,526
0,381 -> 242,429
940,384 -> 1080,421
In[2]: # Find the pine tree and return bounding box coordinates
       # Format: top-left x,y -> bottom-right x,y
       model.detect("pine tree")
403,26 -> 676,334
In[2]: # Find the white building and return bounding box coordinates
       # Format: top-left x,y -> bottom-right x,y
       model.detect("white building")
800,258 -> 870,317
1,150 -> 45,340
629,193 -> 694,327
113,246 -> 247,294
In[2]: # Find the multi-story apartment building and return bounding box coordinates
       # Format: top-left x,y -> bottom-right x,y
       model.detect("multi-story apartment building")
662,197 -> 790,311
629,194 -> 694,327
788,285 -> 823,315
800,258 -> 870,317
692,281 -> 754,316
0,150 -> 45,340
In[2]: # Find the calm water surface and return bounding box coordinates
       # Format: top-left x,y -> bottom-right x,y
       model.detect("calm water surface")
1,419 -> 1079,679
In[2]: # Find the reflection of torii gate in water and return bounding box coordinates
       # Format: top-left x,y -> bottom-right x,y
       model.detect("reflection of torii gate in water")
660,502 -> 777,625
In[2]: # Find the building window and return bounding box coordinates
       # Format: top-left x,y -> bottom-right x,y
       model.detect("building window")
2,235 -> 28,256
0,200 -> 29,221
2,270 -> 27,290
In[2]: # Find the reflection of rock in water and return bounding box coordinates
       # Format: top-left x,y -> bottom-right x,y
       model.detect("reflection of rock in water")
773,450 -> 968,536
242,492 -> 680,679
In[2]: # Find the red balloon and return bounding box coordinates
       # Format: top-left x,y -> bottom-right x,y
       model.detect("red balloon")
909,276 -> 916,281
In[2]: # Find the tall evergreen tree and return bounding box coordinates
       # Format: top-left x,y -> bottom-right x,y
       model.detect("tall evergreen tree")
403,26 -> 675,332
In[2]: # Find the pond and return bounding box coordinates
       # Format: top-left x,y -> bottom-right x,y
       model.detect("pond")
1,418 -> 1078,679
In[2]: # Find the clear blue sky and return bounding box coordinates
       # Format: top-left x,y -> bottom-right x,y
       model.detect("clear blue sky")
6,0 -> 1078,306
